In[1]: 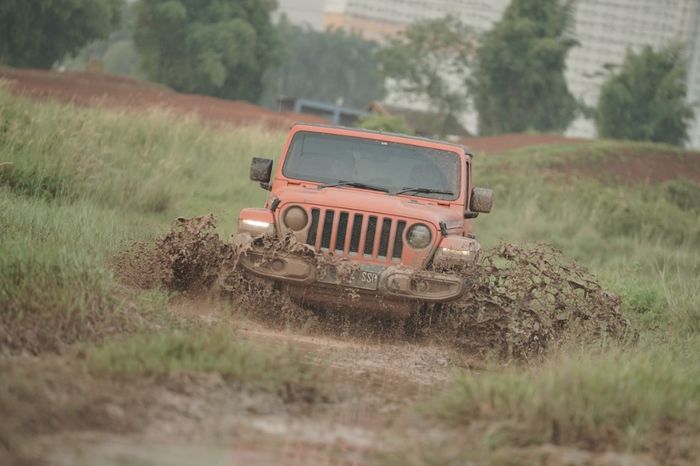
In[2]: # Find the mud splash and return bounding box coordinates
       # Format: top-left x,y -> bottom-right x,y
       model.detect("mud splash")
115,215 -> 630,358
443,243 -> 630,358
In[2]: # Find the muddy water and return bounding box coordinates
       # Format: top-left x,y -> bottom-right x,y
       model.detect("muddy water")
115,215 -> 629,359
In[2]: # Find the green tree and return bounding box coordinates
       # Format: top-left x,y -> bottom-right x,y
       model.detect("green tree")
377,16 -> 474,138
133,0 -> 280,102
596,46 -> 694,146
0,0 -> 123,68
356,114 -> 413,134
473,0 -> 577,135
103,40 -> 143,77
261,20 -> 385,108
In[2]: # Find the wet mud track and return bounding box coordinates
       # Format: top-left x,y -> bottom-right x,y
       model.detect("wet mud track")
20,215 -> 634,465
25,308 -> 469,466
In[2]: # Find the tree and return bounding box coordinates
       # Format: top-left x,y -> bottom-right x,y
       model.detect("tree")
356,114 -> 413,134
377,16 -> 474,138
133,0 -> 280,102
596,46 -> 694,146
261,20 -> 385,108
62,2 -> 144,78
0,0 -> 123,68
473,0 -> 577,135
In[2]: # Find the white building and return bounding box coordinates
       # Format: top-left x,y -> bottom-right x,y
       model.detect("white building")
566,0 -> 700,148
276,0 -> 325,30
324,0 -> 700,148
325,0 -> 509,41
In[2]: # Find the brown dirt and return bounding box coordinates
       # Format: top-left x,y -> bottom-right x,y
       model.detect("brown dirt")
551,149 -> 700,185
0,68 -> 328,129
114,215 -> 630,360
464,133 -> 588,154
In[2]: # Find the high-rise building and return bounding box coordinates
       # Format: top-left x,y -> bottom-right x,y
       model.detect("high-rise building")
324,0 -> 509,41
566,0 -> 700,148
325,0 -> 700,148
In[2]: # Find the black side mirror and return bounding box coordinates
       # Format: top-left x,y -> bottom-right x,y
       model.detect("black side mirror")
250,158 -> 273,189
469,187 -> 494,214
464,211 -> 479,219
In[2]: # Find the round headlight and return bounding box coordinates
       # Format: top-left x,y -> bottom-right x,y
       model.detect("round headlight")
283,206 -> 308,231
406,224 -> 432,249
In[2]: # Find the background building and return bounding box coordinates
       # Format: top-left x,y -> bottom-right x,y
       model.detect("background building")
566,0 -> 700,148
276,0 -> 325,30
323,0 -> 700,148
324,0 -> 508,41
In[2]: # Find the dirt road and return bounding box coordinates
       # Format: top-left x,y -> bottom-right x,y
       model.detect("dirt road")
23,301 -> 472,466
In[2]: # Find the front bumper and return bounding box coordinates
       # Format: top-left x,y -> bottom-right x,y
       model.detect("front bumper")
238,248 -> 465,303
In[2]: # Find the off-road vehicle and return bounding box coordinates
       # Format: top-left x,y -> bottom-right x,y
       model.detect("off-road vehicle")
236,124 -> 493,317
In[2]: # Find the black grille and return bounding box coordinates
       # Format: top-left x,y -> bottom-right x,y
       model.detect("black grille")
378,218 -> 392,257
307,208 -> 320,245
349,214 -> 363,253
364,216 -> 377,255
392,221 -> 407,259
335,212 -> 349,252
305,208 -> 406,261
320,210 -> 334,249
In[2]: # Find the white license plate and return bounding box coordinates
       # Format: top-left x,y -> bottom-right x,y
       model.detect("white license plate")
317,264 -> 383,291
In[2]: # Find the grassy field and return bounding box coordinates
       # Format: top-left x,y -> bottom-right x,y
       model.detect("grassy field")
1,82 -> 700,464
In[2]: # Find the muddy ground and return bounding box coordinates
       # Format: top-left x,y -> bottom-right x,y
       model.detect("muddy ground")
0,68 -> 328,130
4,216 -> 652,466
10,216 -> 639,465
14,310 -> 650,466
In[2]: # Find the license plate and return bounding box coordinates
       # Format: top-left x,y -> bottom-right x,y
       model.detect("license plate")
317,264 -> 383,291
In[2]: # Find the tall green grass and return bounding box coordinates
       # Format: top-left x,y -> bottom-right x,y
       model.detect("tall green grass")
0,85 -> 286,352
432,337 -> 700,451
472,144 -> 700,332
421,142 -> 700,457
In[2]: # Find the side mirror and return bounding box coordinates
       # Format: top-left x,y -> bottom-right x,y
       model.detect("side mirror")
469,187 -> 493,214
250,157 -> 273,183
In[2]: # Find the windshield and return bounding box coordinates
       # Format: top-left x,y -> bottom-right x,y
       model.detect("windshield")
282,131 -> 462,200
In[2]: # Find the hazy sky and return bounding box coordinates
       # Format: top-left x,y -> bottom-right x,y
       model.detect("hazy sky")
276,0 -> 325,29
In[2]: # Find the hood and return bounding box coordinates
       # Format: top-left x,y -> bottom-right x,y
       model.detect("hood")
274,185 -> 464,230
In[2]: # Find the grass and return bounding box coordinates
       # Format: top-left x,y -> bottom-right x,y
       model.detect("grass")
1,82 -> 699,461
473,143 -> 700,333
0,84 -> 285,352
432,339 -> 700,451
88,327 -> 319,389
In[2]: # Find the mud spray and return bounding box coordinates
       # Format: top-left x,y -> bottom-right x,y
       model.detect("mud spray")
114,215 -> 630,359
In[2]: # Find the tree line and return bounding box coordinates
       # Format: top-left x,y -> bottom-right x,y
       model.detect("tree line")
0,0 -> 694,145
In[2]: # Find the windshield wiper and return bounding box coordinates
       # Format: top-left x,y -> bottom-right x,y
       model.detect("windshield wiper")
317,180 -> 390,193
395,187 -> 454,196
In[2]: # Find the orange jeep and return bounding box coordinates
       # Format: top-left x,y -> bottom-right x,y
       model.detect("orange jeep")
236,124 -> 493,317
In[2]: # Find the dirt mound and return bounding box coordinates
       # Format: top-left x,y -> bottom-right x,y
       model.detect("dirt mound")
552,149 -> 700,185
115,216 -> 629,358
0,68 -> 328,129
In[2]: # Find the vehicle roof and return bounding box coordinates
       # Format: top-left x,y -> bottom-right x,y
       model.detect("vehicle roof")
289,123 -> 473,156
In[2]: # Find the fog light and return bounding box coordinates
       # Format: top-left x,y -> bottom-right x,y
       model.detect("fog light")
271,259 -> 285,271
239,218 -> 274,236
242,219 -> 271,229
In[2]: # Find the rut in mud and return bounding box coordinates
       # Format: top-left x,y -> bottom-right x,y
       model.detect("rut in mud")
115,215 -> 630,358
